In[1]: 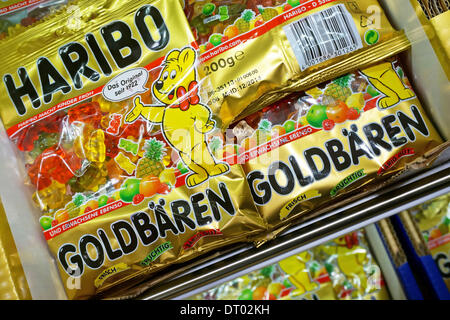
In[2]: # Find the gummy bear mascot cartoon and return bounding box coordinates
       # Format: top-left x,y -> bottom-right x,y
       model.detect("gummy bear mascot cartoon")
360,62 -> 415,109
125,46 -> 230,188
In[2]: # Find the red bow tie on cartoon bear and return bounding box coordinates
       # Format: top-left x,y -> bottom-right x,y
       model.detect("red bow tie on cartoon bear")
170,81 -> 200,111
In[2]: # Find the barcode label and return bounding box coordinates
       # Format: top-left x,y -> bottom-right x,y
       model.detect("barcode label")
284,4 -> 363,71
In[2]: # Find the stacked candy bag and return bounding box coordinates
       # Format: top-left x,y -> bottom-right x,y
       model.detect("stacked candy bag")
0,200 -> 32,300
0,0 -> 445,300
184,0 -> 412,129
0,0 -> 69,301
0,0 -> 268,299
408,194 -> 450,291
217,57 -> 442,231
190,229 -> 391,300
415,0 -> 450,79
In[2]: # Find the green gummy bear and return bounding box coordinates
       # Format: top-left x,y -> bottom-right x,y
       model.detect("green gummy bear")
218,6 -> 229,21
118,138 -> 139,155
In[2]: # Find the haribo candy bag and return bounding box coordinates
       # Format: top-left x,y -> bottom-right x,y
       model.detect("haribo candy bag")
190,229 -> 391,300
224,57 -> 442,231
185,0 -> 412,129
408,194 -> 450,291
0,0 -> 267,299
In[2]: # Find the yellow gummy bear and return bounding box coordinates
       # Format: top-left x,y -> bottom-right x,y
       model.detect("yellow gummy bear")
73,126 -> 106,163
33,181 -> 69,211
322,237 -> 370,296
114,152 -> 136,175
73,135 -> 86,159
85,129 -> 106,163
92,95 -> 123,113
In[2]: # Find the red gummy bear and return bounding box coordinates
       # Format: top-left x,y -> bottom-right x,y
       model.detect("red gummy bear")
106,114 -> 122,135
15,112 -> 64,152
120,119 -> 151,139
104,133 -> 120,158
52,152 -> 81,185
20,16 -> 37,27
68,102 -> 103,128
41,112 -> 65,134
27,146 -> 82,190
26,164 -> 52,190
16,128 -> 39,152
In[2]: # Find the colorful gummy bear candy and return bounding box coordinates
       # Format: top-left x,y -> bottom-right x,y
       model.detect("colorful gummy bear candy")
27,146 -> 82,191
68,162 -> 108,193
68,102 -> 103,128
114,152 -> 137,175
118,138 -> 139,156
106,114 -> 123,135
74,129 -> 106,163
14,94 -> 180,231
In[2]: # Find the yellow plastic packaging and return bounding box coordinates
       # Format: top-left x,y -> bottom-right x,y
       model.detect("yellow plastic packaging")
0,200 -> 32,300
186,0 -> 412,129
224,57 -> 443,231
0,0 -> 267,300
190,229 -> 391,300
412,0 -> 450,79
409,194 -> 450,291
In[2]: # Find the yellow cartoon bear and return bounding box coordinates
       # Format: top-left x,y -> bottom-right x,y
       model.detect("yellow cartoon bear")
125,47 -> 229,187
360,62 -> 415,109
278,251 -> 319,296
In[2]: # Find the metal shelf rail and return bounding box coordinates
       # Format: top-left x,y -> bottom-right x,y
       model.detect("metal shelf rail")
137,159 -> 450,300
